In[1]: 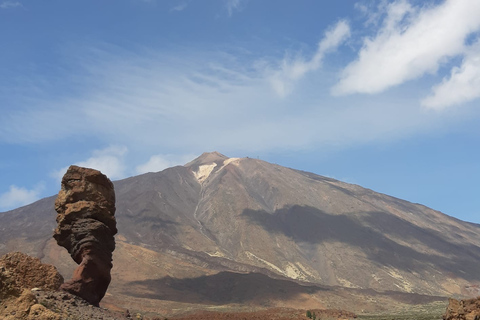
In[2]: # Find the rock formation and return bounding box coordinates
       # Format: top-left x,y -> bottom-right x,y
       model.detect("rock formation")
0,252 -> 64,320
0,252 -> 64,300
53,165 -> 117,306
444,297 -> 480,320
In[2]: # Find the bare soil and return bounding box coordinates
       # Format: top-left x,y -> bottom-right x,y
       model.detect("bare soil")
160,308 -> 357,320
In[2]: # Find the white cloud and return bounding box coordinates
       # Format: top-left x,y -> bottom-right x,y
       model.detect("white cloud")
270,20 -> 351,97
422,40 -> 480,109
0,1 -> 22,9
333,0 -> 480,95
170,3 -> 187,12
0,183 -> 44,210
52,145 -> 128,182
135,153 -> 195,174
225,0 -> 245,17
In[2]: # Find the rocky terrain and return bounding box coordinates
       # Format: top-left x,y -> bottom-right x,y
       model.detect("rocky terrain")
443,297 -> 480,320
0,252 -> 63,295
0,251 -> 360,319
168,308 -> 357,320
1,152 -> 480,317
0,251 -> 113,320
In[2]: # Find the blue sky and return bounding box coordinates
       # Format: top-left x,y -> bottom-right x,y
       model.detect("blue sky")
1,0 -> 479,223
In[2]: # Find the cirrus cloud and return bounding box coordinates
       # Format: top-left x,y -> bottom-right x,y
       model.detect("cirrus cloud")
0,1 -> 22,9
270,20 -> 351,97
225,0 -> 245,17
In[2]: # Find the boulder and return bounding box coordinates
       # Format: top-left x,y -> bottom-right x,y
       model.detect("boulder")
0,253 -> 64,320
0,252 -> 63,300
444,297 -> 480,320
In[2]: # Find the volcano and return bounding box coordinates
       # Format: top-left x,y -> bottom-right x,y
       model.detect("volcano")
1,152 -> 479,314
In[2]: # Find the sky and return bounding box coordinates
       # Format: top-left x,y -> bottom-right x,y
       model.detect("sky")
0,0 -> 479,223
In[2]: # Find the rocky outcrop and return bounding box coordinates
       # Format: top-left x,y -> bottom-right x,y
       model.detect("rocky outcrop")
0,289 -> 62,320
53,165 -> 117,306
0,252 -> 64,300
0,252 -> 64,320
444,297 -> 480,320
1,288 -> 130,320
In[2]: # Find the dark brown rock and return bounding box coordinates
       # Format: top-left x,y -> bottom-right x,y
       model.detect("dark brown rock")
53,165 -> 117,306
444,297 -> 480,320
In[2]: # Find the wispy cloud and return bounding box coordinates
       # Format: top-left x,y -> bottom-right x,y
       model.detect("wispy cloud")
422,39 -> 480,109
333,0 -> 480,98
269,20 -> 351,97
225,0 -> 245,17
0,1 -> 22,9
52,145 -> 128,182
170,2 -> 187,12
0,42 -> 451,159
0,183 -> 44,210
136,153 -> 195,174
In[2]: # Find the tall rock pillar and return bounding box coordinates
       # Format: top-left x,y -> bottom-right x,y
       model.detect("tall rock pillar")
53,165 -> 117,306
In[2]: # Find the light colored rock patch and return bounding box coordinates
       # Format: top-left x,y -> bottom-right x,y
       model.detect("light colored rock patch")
245,251 -> 284,274
193,163 -> 217,183
337,277 -> 359,288
284,263 -> 306,280
296,262 -> 318,279
206,251 -> 225,258
384,267 -> 413,292
371,273 -> 383,283
244,253 -> 311,281
223,157 -> 240,166
217,157 -> 241,172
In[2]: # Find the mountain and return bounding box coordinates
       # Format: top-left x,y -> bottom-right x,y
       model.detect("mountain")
1,151 -> 480,315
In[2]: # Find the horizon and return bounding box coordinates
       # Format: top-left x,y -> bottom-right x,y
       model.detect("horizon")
1,0 -> 479,224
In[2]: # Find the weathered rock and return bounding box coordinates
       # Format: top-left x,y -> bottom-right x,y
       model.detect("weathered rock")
53,165 -> 117,306
28,303 -> 62,320
444,297 -> 480,320
0,289 -> 39,320
0,252 -> 63,300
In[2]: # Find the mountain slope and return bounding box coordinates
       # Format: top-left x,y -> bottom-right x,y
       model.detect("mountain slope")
1,152 -> 480,313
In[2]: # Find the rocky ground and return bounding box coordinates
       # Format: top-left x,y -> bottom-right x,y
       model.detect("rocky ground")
0,252 -> 129,320
1,289 -> 130,320
166,308 -> 357,320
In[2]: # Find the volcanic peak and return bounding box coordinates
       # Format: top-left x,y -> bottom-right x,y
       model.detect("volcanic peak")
185,152 -> 242,183
185,151 -> 228,168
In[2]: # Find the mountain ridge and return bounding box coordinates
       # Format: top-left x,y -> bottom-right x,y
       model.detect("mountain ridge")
1,151 -> 479,313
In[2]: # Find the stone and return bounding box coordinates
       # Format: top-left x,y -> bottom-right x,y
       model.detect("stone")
0,252 -> 63,300
0,289 -> 56,320
27,304 -> 62,320
444,297 -> 480,320
53,165 -> 117,307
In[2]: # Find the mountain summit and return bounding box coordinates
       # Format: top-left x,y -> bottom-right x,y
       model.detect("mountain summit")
1,152 -> 479,313
185,151 -> 229,167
